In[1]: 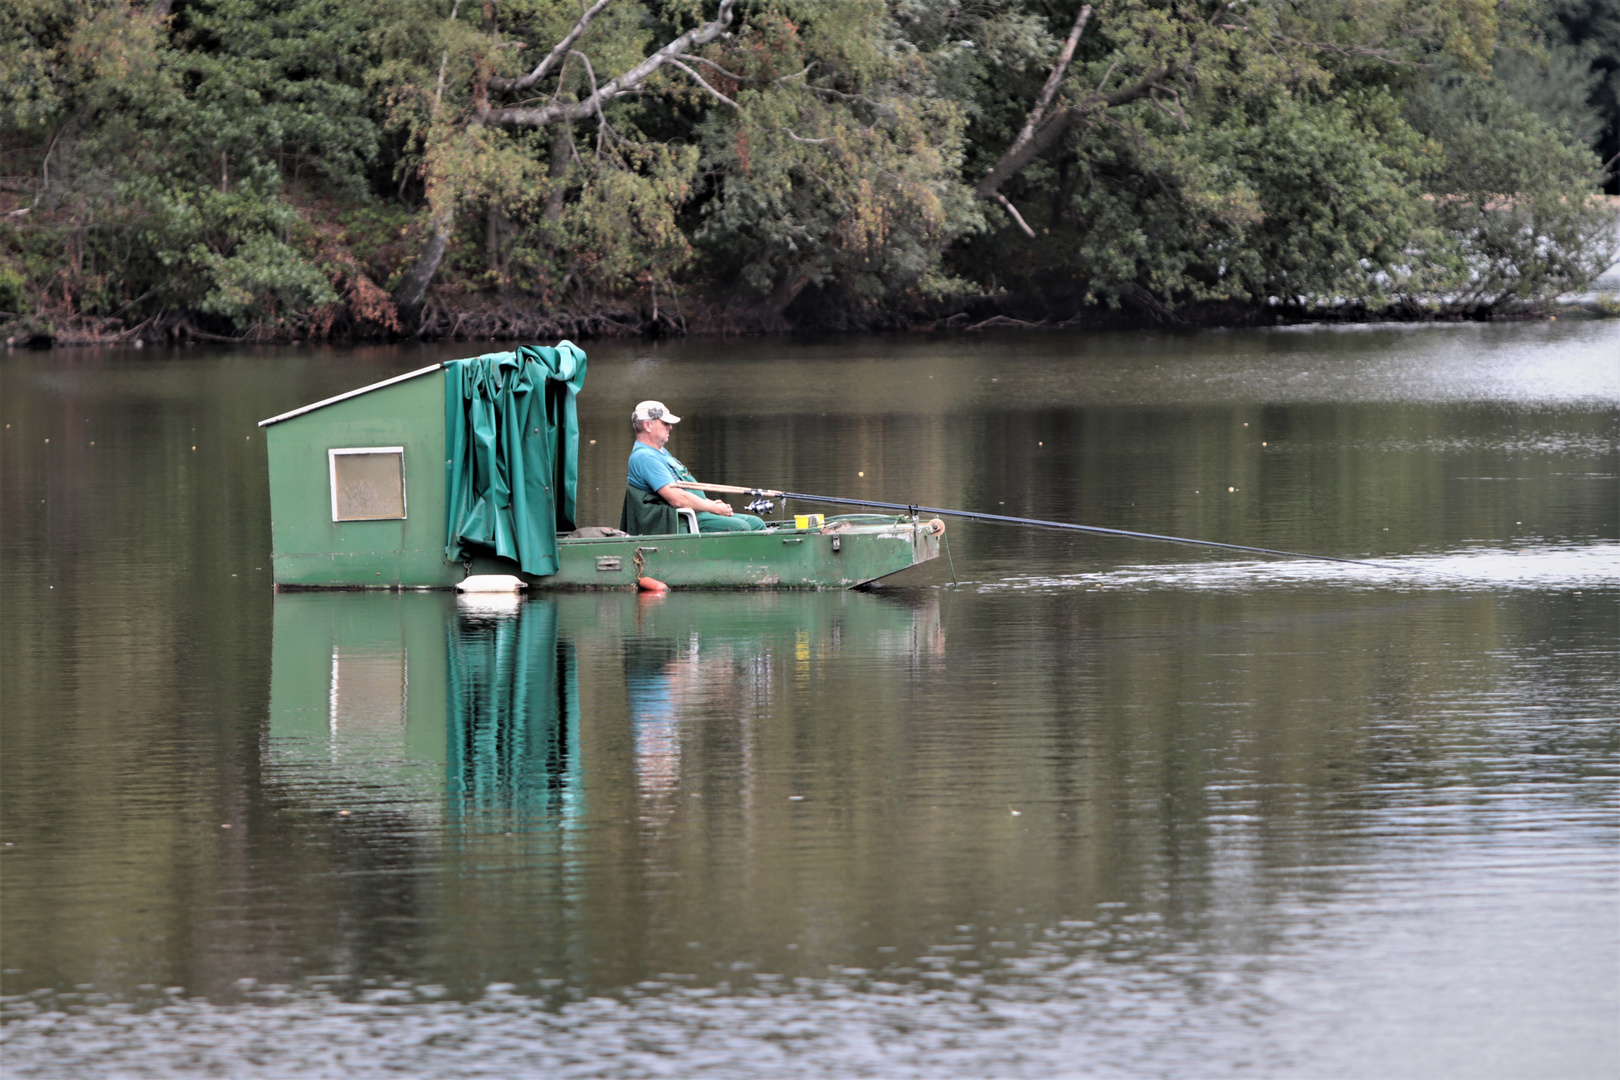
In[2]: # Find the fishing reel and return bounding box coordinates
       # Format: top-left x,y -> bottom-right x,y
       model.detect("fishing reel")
745,497 -> 775,514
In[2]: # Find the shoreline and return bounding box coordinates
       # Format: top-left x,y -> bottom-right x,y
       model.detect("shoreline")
6,292 -> 1616,350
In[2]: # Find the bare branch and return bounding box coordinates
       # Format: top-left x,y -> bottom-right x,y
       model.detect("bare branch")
683,54 -> 749,84
782,128 -> 830,145
23,116 -> 76,214
1098,66 -> 1169,109
433,0 -> 464,116
1149,86 -> 1190,131
1012,4 -> 1092,155
1093,59 -> 1118,95
995,193 -> 1036,239
567,50 -> 611,159
667,58 -> 739,110
802,83 -> 896,122
489,0 -> 612,93
970,3 -> 1096,210
974,64 -> 1170,204
805,85 -> 874,104
488,0 -> 737,128
974,5 -> 1097,204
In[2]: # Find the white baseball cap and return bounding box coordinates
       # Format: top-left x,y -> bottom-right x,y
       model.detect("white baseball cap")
631,400 -> 681,423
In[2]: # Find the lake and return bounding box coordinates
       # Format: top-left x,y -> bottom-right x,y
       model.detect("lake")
2,322 -> 1617,1078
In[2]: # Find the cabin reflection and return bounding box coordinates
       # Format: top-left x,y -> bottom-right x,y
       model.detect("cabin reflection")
266,592 -> 581,831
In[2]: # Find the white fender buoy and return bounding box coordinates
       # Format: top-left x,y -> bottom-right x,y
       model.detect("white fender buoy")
455,574 -> 527,593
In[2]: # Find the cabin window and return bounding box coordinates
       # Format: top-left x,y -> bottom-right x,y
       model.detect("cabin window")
329,447 -> 406,521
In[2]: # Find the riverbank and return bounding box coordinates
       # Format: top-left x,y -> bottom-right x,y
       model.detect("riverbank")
7,287 -> 1617,350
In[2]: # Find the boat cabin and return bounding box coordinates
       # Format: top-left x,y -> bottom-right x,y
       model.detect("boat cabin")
260,345 -> 588,589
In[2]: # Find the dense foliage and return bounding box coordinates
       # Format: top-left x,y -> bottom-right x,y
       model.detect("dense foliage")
2,0 -> 1615,340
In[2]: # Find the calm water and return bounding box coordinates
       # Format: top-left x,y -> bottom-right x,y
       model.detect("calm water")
2,323 -> 1617,1079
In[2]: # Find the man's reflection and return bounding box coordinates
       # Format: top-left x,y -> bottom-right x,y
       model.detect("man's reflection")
622,604 -> 771,826
623,635 -> 684,810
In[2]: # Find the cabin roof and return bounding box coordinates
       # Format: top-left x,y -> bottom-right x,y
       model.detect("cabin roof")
257,362 -> 444,428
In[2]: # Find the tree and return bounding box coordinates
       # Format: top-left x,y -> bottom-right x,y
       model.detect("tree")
937,0 -> 1612,317
1,0 -> 387,334
3,0 -> 1613,337
381,0 -> 741,316
1405,71 -> 1617,309
686,1 -> 979,322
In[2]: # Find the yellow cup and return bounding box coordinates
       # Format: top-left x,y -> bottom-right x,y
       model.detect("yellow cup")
794,514 -> 824,530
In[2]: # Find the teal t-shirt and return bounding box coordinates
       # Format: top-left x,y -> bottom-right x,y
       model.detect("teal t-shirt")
628,442 -> 697,494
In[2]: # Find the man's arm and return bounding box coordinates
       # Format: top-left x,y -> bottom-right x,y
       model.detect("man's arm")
656,484 -> 734,516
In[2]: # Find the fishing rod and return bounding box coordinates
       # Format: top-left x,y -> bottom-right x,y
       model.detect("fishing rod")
672,481 -> 1391,570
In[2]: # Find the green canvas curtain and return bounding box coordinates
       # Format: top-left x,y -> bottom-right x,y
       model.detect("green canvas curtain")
444,343 -> 588,576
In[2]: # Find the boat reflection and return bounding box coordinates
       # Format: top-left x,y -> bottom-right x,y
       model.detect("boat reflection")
266,589 -> 946,831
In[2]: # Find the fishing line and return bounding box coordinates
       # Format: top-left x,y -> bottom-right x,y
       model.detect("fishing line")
675,482 -> 1404,571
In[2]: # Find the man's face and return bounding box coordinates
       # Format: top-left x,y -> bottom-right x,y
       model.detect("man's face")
644,417 -> 673,448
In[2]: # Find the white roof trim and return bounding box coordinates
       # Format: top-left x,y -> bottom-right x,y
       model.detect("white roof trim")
258,363 -> 444,427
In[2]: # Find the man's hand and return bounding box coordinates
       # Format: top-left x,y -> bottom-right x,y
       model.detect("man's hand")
657,484 -> 732,516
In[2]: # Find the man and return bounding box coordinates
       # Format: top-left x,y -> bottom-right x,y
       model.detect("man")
620,401 -> 766,535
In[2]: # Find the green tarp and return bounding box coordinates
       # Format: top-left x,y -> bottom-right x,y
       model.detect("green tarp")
444,343 -> 587,576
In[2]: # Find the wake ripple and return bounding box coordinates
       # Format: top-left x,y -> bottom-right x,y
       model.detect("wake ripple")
973,542 -> 1620,594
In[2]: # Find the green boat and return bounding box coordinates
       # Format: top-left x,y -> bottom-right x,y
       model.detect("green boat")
258,344 -> 942,590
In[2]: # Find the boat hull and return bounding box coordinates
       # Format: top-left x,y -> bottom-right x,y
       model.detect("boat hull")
274,518 -> 941,590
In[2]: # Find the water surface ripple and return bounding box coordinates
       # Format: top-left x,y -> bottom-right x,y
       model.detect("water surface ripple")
2,322 -> 1616,1079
